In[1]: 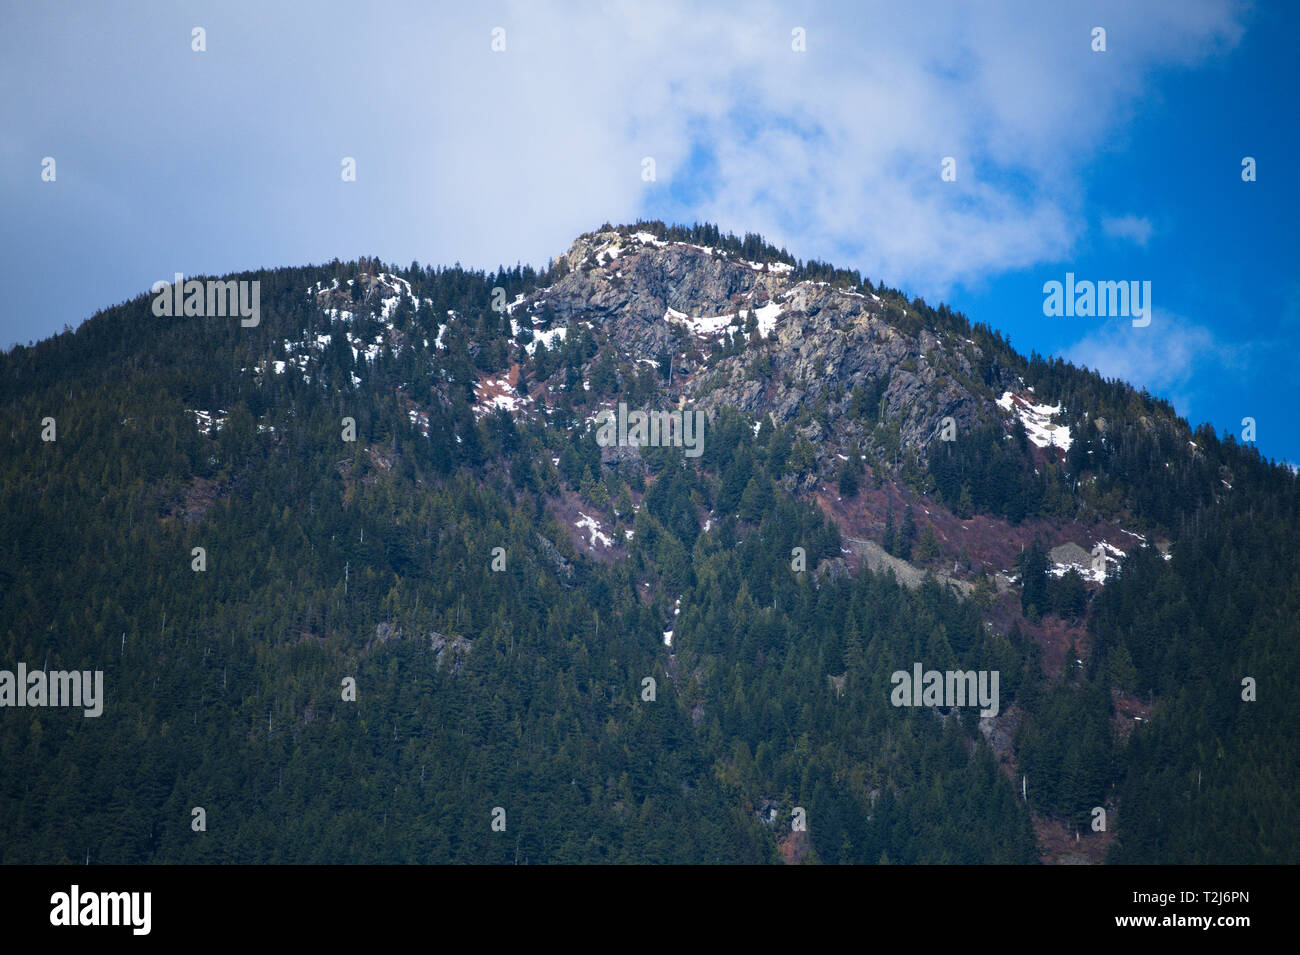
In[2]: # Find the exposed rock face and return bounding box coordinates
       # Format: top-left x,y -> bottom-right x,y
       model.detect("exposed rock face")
364,621 -> 403,654
979,704 -> 1021,764
535,532 -> 574,581
599,441 -> 642,472
814,557 -> 850,587
512,228 -> 1019,469
841,536 -> 973,597
367,623 -> 471,674
1049,542 -> 1093,567
699,299 -> 988,461
557,231 -> 777,328
429,632 -> 472,673
541,231 -> 784,364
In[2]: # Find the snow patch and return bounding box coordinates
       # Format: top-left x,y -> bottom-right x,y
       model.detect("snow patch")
665,307 -> 736,337
752,300 -> 783,337
187,409 -> 229,435
575,512 -> 612,549
527,325 -> 566,355
997,391 -> 1073,452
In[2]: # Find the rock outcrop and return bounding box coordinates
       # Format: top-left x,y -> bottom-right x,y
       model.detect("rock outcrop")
507,227 -> 1019,472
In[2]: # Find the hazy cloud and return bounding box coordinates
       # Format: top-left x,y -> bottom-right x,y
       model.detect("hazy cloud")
433,0 -> 1245,291
1064,310 -> 1243,420
1101,215 -> 1156,247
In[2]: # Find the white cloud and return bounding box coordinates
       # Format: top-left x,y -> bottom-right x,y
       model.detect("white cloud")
1101,215 -> 1155,246
417,0 -> 1244,292
1064,310 -> 1244,419
0,0 -> 1248,343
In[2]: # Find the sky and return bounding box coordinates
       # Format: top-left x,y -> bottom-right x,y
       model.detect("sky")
2,0 -> 1296,464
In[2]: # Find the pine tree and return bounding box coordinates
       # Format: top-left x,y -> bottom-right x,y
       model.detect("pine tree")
898,504 -> 916,561
1018,540 -> 1049,619
837,460 -> 860,498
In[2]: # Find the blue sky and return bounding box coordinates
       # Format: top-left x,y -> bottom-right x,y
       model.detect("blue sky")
2,0 -> 1296,464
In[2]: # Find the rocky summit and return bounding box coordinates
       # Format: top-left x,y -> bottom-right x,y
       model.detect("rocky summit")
515,227 -> 1002,462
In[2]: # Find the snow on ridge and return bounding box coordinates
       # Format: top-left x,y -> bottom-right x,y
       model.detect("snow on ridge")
631,231 -> 668,248
379,274 -> 422,319
665,307 -> 735,336
997,391 -> 1073,452
665,305 -> 751,338
526,325 -> 566,355
306,277 -> 341,299
593,241 -> 623,262
739,258 -> 793,274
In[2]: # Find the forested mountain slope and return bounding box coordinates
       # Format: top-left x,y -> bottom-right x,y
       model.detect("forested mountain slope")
1,221 -> 1295,863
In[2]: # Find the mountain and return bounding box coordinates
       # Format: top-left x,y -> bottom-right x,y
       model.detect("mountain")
1,221 -> 1296,864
